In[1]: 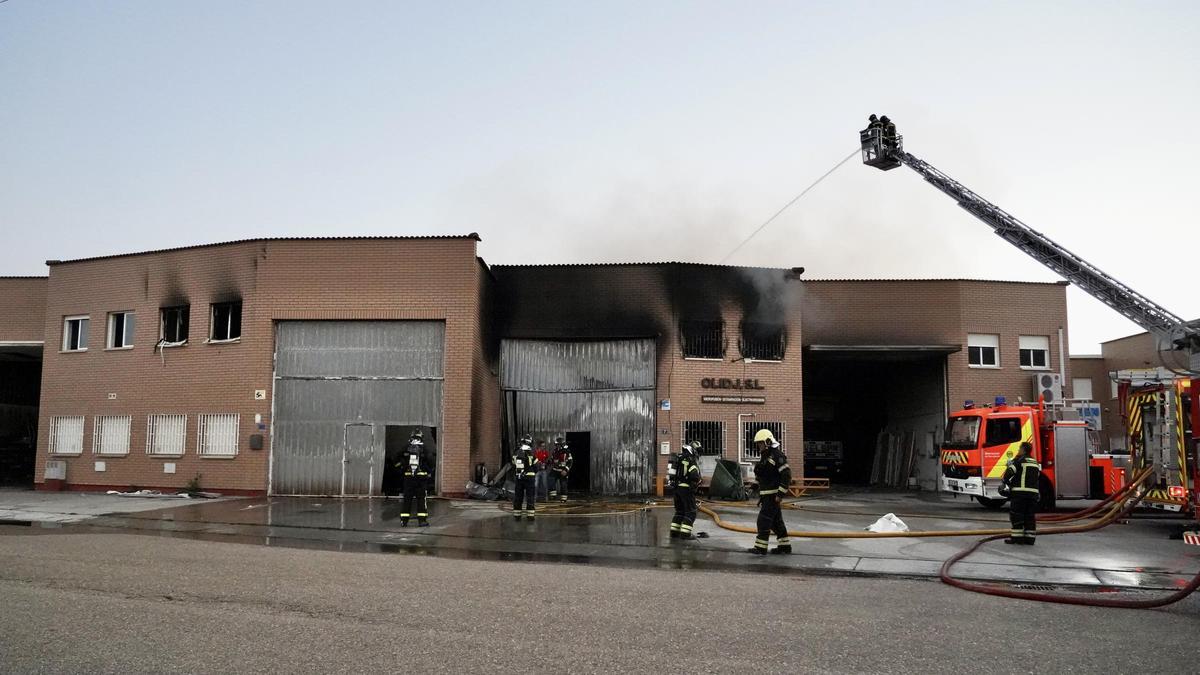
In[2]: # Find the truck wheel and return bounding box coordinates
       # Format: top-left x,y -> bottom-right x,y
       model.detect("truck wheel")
975,496 -> 1007,509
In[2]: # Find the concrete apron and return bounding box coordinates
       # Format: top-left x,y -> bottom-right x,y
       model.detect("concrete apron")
3,491 -> 1197,592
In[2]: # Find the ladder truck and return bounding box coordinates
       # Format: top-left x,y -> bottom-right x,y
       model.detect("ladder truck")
859,119 -> 1200,514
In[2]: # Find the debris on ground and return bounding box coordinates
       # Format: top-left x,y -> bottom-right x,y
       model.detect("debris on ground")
866,513 -> 909,533
465,481 -> 507,501
104,490 -> 221,499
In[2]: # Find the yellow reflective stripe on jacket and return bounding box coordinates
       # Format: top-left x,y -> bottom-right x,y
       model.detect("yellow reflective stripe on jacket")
759,487 -> 779,495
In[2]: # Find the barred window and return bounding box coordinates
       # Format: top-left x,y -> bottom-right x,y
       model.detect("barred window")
681,421 -> 724,457
50,416 -> 85,456
680,320 -> 725,359
198,413 -> 239,457
739,322 -> 786,361
147,414 -> 188,456
93,415 -> 132,456
742,421 -> 785,463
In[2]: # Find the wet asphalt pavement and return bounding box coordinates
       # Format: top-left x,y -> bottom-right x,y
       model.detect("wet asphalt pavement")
6,489 -> 1195,590
1,533 -> 1198,674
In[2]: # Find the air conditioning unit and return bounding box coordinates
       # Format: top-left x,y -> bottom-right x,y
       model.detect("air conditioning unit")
1034,373 -> 1063,404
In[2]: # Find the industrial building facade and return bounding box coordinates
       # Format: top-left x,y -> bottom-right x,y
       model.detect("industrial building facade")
0,236 -> 1074,496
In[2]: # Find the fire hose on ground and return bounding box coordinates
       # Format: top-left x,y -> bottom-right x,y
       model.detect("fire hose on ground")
698,468 -> 1200,608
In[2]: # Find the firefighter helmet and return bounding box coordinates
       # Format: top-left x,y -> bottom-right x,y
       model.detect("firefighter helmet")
753,429 -> 776,444
683,441 -> 701,455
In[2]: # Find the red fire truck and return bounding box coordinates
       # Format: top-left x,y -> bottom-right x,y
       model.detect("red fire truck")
1116,369 -> 1198,515
940,397 -> 1119,509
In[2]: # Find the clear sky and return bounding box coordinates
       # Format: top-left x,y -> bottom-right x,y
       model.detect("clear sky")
2,1 -> 1196,353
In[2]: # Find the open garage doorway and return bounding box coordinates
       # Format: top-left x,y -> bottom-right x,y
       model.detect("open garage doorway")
0,344 -> 41,487
802,345 -> 956,490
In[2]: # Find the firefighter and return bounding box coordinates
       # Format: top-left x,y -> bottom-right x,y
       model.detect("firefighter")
1002,441 -> 1041,545
549,437 -> 573,502
865,113 -> 881,132
669,441 -> 702,540
749,429 -> 792,555
512,434 -> 539,520
397,429 -> 431,527
880,115 -> 897,148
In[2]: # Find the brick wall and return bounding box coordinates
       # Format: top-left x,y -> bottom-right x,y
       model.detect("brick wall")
0,277 -> 48,343
35,237 -> 483,495
469,258 -> 501,488
803,279 -> 1071,410
492,263 -> 806,484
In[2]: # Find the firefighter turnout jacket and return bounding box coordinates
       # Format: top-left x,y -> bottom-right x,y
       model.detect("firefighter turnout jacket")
513,447 -> 538,480
399,445 -> 431,478
1003,455 -> 1041,500
552,447 -> 573,477
669,453 -> 701,489
754,445 -> 792,497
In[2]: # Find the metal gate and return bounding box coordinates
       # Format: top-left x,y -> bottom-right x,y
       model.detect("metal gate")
500,339 -> 655,495
271,321 -> 444,496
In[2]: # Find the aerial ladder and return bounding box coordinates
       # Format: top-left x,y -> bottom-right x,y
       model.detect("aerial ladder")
859,121 -> 1200,376
859,119 -> 1200,513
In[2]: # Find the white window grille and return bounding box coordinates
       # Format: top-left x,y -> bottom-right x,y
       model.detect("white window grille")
147,414 -> 188,456
62,316 -> 89,352
1018,335 -> 1050,370
50,416 -> 85,455
680,320 -> 725,359
93,415 -> 132,455
741,421 -> 785,463
107,311 -> 136,349
198,413 -> 239,457
681,421 -> 724,456
967,333 -> 999,368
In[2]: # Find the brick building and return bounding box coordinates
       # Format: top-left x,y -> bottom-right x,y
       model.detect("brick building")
0,237 -> 1074,496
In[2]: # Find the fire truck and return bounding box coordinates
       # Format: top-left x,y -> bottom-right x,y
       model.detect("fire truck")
859,117 -> 1200,513
940,397 -> 1115,509
1114,368 -> 1198,514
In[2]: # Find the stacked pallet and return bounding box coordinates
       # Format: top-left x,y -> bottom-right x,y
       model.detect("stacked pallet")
869,431 -> 918,488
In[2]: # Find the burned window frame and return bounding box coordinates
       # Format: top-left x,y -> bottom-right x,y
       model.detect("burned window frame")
209,301 -> 242,342
160,305 -> 190,345
681,420 -> 724,457
679,319 -> 726,360
738,321 -> 786,362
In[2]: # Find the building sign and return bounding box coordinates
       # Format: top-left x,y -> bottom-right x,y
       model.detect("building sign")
700,378 -> 765,391
1077,403 -> 1102,431
702,395 -> 766,404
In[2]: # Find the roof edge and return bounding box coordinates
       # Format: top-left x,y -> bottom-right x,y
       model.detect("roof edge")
46,234 -> 482,266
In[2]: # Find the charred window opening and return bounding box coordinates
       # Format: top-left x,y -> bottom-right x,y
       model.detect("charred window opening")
739,322 -> 786,361
682,420 -> 724,456
161,305 -> 190,344
680,320 -> 725,359
210,301 -> 242,342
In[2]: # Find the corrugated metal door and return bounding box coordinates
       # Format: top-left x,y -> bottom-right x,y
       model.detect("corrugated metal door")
271,321 -> 444,496
500,339 -> 655,495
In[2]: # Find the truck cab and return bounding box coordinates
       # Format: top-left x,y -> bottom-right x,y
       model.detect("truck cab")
940,397 -> 1102,509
